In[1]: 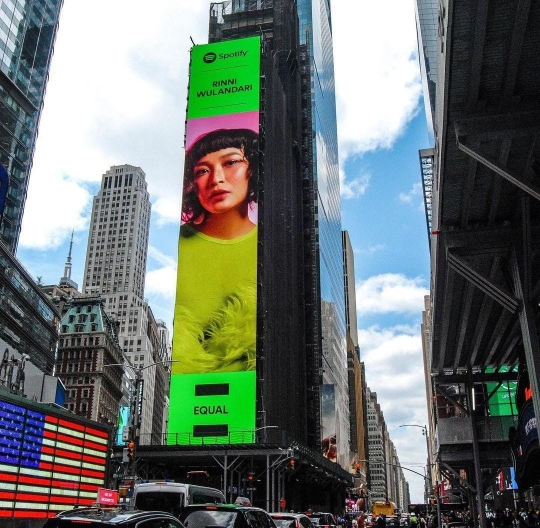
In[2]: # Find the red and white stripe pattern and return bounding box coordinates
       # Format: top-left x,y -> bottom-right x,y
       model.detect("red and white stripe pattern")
0,399 -> 109,519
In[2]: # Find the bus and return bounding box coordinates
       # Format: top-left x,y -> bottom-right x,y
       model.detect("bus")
372,501 -> 396,517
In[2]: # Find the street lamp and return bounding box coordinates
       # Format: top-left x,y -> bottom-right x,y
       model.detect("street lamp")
399,424 -> 432,496
355,458 -> 430,511
399,424 -> 439,526
255,425 -> 278,443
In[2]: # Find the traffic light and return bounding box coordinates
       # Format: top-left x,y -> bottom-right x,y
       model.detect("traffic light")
247,471 -> 255,483
127,440 -> 136,460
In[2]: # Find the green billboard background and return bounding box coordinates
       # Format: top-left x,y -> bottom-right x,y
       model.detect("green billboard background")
187,37 -> 261,119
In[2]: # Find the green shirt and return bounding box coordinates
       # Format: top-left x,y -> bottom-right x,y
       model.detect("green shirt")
172,225 -> 257,374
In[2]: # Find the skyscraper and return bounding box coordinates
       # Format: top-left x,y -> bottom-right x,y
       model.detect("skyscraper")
82,164 -> 170,444
171,0 -> 350,464
0,0 -> 64,253
293,0 -> 351,465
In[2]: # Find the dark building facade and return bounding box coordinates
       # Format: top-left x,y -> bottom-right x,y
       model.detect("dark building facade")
208,0 -> 313,448
208,0 -> 350,463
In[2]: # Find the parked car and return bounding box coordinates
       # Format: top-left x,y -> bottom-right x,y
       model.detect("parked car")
41,507 -> 184,527
270,512 -> 315,528
179,503 -> 276,528
305,512 -> 337,528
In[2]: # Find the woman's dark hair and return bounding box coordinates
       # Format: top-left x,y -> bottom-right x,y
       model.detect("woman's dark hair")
182,128 -> 259,224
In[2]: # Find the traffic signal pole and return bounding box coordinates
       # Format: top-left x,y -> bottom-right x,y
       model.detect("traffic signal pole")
127,370 -> 143,477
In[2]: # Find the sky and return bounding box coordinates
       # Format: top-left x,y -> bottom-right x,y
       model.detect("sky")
17,0 -> 431,504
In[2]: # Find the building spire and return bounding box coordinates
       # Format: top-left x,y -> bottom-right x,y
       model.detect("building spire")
64,230 -> 74,280
59,230 -> 78,290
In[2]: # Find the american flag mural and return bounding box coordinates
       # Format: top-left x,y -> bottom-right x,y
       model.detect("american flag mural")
0,397 -> 110,519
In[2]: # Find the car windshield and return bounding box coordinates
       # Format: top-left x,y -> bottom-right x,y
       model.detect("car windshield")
273,520 -> 296,528
182,510 -> 239,528
136,491 -> 183,516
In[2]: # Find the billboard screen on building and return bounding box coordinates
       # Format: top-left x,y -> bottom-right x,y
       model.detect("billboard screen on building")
321,384 -> 337,462
168,36 -> 261,446
0,393 -> 109,519
486,365 -> 517,417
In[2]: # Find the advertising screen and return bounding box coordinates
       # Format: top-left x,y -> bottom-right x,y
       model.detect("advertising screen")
0,394 -> 109,519
168,36 -> 261,445
321,384 -> 337,462
485,365 -> 517,417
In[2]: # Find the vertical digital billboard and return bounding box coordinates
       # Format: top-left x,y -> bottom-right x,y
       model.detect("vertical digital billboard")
0,394 -> 109,519
169,36 -> 261,445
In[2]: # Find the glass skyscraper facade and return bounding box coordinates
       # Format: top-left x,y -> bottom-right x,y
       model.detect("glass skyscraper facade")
297,0 -> 350,466
414,0 -> 438,143
0,0 -> 63,253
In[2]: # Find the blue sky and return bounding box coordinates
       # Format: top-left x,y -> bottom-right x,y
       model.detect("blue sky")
16,0 -> 431,503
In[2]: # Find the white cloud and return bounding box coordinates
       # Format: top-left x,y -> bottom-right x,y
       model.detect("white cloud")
354,243 -> 386,256
399,181 -> 424,204
332,0 -> 422,161
145,266 -> 177,301
20,0 -> 207,251
145,245 -> 178,301
19,171 -> 92,250
148,245 -> 177,269
341,169 -> 371,199
356,273 -> 429,315
358,324 -> 429,497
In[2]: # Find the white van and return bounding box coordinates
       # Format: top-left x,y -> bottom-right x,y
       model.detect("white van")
132,482 -> 226,517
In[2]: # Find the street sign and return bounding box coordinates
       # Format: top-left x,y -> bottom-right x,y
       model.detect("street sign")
98,488 -> 119,506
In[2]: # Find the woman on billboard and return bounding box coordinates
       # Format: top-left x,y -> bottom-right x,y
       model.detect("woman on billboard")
173,128 -> 258,374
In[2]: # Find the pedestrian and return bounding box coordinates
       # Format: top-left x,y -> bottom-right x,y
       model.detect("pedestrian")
357,512 -> 366,528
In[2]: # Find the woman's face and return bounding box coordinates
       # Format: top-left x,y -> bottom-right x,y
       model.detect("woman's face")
193,147 -> 250,215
